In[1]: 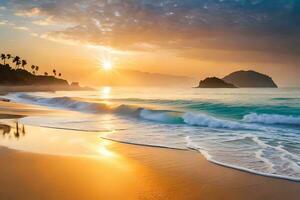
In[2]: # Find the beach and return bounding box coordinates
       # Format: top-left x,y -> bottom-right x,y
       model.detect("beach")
1,89 -> 300,199
0,132 -> 299,200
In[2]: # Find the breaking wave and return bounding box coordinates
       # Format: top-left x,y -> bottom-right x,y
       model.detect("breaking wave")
10,93 -> 266,131
243,113 -> 300,126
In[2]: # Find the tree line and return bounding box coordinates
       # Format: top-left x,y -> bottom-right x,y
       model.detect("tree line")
1,53 -> 62,77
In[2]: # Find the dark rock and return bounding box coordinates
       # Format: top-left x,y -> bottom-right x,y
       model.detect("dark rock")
197,77 -> 237,88
223,70 -> 278,88
71,82 -> 80,87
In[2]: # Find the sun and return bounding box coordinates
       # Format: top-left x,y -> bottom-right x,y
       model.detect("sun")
102,60 -> 112,71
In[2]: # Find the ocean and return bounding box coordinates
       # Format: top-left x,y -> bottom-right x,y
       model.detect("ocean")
3,87 -> 300,181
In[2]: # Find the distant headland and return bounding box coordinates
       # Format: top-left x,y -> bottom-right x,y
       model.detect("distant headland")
0,53 -> 90,91
197,70 -> 278,88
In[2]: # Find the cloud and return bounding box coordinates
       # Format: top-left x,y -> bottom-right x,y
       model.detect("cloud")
30,32 -> 38,37
14,26 -> 29,31
0,19 -> 8,25
14,7 -> 40,17
6,0 -> 300,64
32,17 -> 54,26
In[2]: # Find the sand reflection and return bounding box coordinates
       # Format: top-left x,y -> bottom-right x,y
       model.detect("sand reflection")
0,121 -> 122,161
0,122 -> 26,139
97,140 -> 117,158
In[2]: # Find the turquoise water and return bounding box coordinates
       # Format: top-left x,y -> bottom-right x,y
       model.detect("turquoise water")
5,87 -> 300,181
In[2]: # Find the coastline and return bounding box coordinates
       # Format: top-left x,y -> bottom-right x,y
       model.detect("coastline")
0,136 -> 299,200
0,90 -> 299,199
102,137 -> 300,182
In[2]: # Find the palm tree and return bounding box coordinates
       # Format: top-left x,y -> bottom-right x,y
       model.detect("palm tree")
1,54 -> 6,65
21,60 -> 27,69
31,65 -> 35,74
53,69 -> 56,76
44,72 -> 48,76
35,66 -> 39,73
16,60 -> 21,69
12,56 -> 21,68
6,54 -> 11,60
6,54 -> 11,66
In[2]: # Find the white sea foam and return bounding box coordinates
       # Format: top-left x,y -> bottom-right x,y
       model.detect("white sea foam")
243,113 -> 300,125
185,135 -> 300,182
183,112 -> 258,130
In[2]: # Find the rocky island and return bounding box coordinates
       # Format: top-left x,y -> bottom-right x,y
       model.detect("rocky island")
197,70 -> 278,88
197,77 -> 236,88
223,70 -> 278,88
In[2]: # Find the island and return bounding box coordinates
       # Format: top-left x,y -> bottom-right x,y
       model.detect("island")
197,77 -> 236,88
223,70 -> 278,88
0,60 -> 91,92
196,70 -> 278,88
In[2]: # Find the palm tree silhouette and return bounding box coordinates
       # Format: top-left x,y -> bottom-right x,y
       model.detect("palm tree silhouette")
21,60 -> 27,69
1,54 -> 6,65
16,60 -> 21,68
6,54 -> 11,60
13,56 -> 21,68
6,54 -> 11,65
35,66 -> 39,74
53,69 -> 56,76
31,65 -> 35,73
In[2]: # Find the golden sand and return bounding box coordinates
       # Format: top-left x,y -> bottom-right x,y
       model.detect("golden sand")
0,138 -> 299,200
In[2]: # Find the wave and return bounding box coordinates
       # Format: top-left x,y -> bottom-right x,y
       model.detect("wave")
10,93 -> 299,130
183,112 -> 259,130
243,113 -> 300,126
272,97 -> 300,101
139,109 -> 183,124
10,93 -> 265,131
23,94 -> 112,112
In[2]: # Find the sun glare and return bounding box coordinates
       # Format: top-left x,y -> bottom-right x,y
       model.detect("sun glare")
102,60 -> 112,71
101,86 -> 111,99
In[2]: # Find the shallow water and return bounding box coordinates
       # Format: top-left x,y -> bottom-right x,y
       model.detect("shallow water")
3,87 -> 300,181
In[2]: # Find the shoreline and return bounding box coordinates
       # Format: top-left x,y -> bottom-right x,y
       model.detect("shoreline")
0,92 -> 299,199
0,135 -> 299,200
1,97 -> 300,184
102,136 -> 300,183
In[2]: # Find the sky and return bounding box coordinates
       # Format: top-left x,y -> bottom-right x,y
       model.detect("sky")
0,0 -> 299,86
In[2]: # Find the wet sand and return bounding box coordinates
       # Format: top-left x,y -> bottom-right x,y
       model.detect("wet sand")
0,135 -> 299,200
